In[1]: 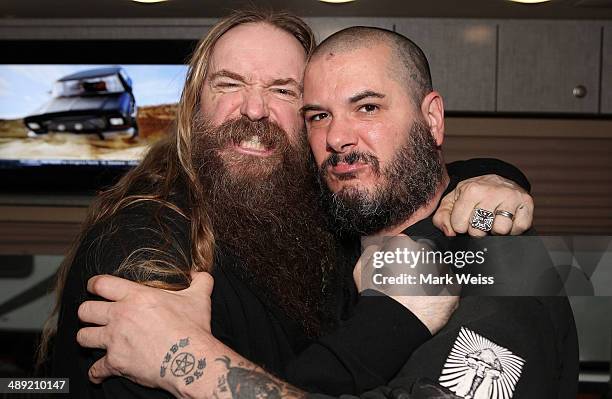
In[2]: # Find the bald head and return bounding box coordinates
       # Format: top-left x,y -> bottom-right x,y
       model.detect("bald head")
311,26 -> 433,107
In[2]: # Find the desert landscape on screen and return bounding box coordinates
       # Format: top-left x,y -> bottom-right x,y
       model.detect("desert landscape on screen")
0,104 -> 176,162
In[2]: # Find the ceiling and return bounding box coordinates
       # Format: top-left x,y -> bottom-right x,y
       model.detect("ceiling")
2,0 -> 612,19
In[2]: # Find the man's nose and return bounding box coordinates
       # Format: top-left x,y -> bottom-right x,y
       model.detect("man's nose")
240,89 -> 269,121
326,116 -> 358,153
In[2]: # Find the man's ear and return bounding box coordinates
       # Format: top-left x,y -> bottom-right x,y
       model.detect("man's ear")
420,91 -> 445,147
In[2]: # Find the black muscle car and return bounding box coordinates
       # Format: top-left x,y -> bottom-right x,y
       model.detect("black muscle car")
23,67 -> 138,139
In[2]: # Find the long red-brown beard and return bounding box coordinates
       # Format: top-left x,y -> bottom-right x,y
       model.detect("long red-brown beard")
191,115 -> 339,336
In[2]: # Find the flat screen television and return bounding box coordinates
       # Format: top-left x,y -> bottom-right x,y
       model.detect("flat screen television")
0,40 -> 196,194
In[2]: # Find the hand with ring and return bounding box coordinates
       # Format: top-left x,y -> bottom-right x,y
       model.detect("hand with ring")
433,174 -> 534,237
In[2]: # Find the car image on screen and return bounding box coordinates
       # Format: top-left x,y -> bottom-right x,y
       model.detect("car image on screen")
23,67 -> 138,140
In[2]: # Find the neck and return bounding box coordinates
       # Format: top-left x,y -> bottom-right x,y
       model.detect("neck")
375,169 -> 450,237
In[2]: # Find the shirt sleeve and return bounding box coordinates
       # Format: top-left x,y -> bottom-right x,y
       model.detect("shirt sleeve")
446,158 -> 531,193
285,291 -> 431,395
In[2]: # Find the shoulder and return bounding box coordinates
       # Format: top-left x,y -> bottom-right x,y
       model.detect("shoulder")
71,200 -> 192,280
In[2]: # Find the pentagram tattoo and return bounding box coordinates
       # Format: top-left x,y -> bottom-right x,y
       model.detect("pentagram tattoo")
172,352 -> 195,377
159,337 -> 206,386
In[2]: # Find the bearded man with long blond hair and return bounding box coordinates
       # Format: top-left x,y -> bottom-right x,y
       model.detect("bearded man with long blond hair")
41,8 -> 535,399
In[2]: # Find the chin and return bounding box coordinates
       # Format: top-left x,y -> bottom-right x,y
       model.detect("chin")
333,182 -> 367,197
334,177 -> 367,190
226,156 -> 283,179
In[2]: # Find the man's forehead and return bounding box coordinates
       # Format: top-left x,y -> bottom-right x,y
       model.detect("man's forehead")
308,43 -> 391,67
214,24 -> 305,60
209,30 -> 306,84
304,64 -> 387,98
304,47 -> 397,97
307,48 -> 387,80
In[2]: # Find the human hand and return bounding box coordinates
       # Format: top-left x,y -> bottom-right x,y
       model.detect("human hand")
354,235 -> 459,334
76,271 -> 214,395
433,174 -> 534,237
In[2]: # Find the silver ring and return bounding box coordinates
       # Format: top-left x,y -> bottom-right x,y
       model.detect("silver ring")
495,210 -> 515,220
470,208 -> 494,232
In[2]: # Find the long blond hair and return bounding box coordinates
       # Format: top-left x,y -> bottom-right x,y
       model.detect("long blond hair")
36,8 -> 316,370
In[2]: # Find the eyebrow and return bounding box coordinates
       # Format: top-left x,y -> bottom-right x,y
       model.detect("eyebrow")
300,104 -> 326,115
267,78 -> 300,88
349,90 -> 386,103
208,69 -> 247,83
300,89 -> 386,115
267,78 -> 303,94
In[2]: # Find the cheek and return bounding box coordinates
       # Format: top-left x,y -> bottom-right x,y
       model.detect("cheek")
361,123 -> 405,167
200,91 -> 242,125
269,101 -> 303,143
307,128 -> 328,165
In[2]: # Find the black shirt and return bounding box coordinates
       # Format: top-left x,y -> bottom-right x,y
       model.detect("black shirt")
312,219 -> 578,399
400,219 -> 578,399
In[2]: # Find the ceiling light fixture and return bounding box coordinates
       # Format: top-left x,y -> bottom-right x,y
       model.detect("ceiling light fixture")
318,0 -> 356,3
131,0 -> 168,3
508,0 -> 551,3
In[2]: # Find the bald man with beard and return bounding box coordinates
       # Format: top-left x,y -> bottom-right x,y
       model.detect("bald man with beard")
303,27 -> 577,399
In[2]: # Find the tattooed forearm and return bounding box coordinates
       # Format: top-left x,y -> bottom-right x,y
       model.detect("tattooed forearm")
159,337 -> 305,399
159,337 -> 207,386
214,356 -> 305,399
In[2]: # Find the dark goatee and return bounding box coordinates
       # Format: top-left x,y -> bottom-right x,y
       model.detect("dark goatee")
317,119 -> 444,236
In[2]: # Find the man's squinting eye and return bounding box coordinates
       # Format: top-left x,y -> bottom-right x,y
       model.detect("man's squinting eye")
215,81 -> 241,89
307,112 -> 329,122
273,88 -> 298,97
359,104 -> 379,113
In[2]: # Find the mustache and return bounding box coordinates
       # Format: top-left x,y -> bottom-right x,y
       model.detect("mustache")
191,114 -> 291,151
319,151 -> 381,177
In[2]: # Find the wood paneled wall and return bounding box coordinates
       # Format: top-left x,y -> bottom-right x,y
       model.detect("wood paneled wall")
0,206 -> 86,255
444,117 -> 612,235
